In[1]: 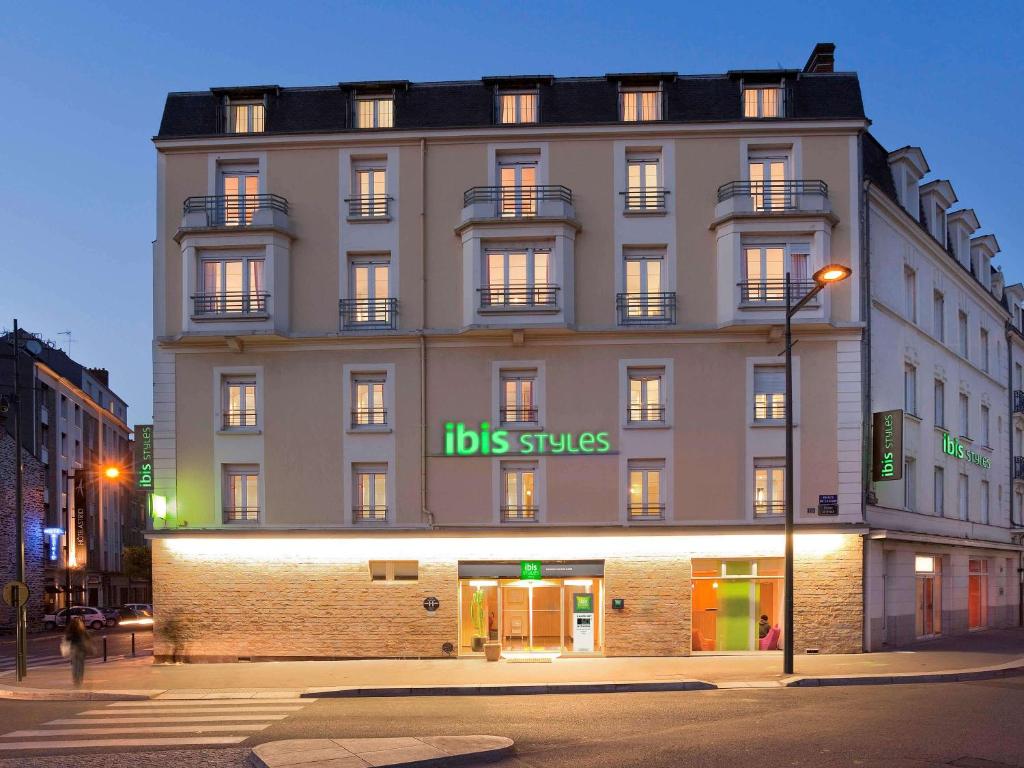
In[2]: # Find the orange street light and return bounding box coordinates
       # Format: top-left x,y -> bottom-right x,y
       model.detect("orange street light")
103,466 -> 121,480
813,264 -> 853,285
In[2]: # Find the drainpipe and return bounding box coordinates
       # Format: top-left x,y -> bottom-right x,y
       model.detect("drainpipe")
1008,323 -> 1023,625
860,164 -> 874,652
419,138 -> 435,528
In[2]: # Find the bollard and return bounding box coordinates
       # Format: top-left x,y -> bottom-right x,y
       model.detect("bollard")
131,632 -> 136,657
103,635 -> 107,663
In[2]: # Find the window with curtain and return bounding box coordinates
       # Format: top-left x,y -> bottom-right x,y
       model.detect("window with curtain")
754,365 -> 786,421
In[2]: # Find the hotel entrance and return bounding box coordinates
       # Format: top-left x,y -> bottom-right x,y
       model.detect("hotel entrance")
458,561 -> 604,657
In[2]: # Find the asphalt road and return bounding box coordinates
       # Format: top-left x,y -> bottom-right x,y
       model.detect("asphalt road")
0,678 -> 1023,767
0,627 -> 153,677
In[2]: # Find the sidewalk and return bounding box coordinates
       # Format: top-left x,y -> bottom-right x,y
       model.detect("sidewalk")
2,628 -> 1022,700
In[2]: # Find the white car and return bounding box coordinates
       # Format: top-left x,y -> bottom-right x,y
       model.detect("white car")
123,603 -> 152,613
43,606 -> 111,631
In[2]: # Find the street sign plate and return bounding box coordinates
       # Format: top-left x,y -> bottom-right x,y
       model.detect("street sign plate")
2,580 -> 29,608
818,494 -> 839,516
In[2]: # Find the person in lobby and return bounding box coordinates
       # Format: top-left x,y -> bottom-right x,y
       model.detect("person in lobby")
758,614 -> 771,640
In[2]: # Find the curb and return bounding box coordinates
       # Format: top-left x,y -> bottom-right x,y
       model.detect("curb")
0,686 -> 158,701
304,680 -> 716,698
249,736 -> 514,768
785,662 -> 1024,687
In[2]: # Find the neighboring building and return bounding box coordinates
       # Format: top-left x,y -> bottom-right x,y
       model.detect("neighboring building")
0,330 -> 146,612
861,140 -> 1023,648
151,43 -> 869,661
0,428 -> 46,631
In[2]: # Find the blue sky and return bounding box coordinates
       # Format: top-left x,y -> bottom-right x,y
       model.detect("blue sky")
1,0 -> 1021,423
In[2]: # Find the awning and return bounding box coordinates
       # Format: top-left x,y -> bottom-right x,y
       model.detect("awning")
868,529 -> 1024,552
458,560 -> 604,579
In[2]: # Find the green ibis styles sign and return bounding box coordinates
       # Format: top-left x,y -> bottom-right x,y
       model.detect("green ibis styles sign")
520,561 -> 543,580
872,409 -> 903,481
443,422 -> 611,456
940,432 -> 991,468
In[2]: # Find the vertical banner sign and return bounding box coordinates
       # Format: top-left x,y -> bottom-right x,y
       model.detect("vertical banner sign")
73,473 -> 88,567
872,409 -> 904,482
572,593 -> 595,653
134,424 -> 154,491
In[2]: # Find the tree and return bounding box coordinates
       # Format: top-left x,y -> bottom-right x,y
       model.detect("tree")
122,545 -> 152,583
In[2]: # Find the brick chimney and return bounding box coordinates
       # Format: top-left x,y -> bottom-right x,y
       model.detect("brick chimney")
803,43 -> 836,73
87,367 -> 110,386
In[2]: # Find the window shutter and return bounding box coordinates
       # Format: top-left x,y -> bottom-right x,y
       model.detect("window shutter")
754,367 -> 785,394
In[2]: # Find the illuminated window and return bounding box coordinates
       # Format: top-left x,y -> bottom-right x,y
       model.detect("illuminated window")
351,165 -> 388,217
222,377 -> 257,429
620,88 -> 661,121
753,365 -> 785,421
353,464 -> 388,523
223,464 -> 259,522
223,101 -> 265,134
625,153 -> 663,211
353,374 -> 387,428
217,164 -> 260,225
369,561 -> 418,582
355,96 -> 394,128
628,461 -> 664,520
747,151 -> 790,211
498,91 -> 538,124
483,248 -> 553,308
628,368 -> 664,423
753,460 -> 784,516
500,371 -> 537,425
498,160 -> 538,217
741,243 -> 809,304
347,255 -> 391,325
197,253 -> 266,315
743,86 -> 783,118
501,463 -> 537,521
624,249 -> 663,300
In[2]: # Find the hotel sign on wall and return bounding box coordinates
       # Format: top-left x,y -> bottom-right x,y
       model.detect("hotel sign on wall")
940,432 -> 991,468
871,409 -> 903,482
134,424 -> 154,491
443,422 -> 612,456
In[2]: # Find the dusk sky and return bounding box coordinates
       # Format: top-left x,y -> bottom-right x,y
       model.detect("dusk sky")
2,0 -> 1021,424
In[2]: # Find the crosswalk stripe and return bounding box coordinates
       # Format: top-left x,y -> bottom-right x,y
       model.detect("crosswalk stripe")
0,736 -> 248,750
82,706 -> 304,716
46,714 -> 291,724
4,724 -> 270,737
110,698 -> 312,707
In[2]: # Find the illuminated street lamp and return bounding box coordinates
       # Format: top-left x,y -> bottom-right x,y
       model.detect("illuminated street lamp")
64,463 -> 124,624
103,466 -> 121,480
783,264 -> 851,675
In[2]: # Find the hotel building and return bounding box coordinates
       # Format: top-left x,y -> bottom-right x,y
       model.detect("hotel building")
150,43 -> 1019,662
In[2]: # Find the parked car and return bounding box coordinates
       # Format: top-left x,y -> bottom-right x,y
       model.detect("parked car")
113,607 -> 154,627
123,603 -> 152,614
42,606 -> 111,631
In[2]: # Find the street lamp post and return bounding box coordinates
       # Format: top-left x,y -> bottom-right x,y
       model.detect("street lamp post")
783,265 -> 851,675
65,464 -> 121,622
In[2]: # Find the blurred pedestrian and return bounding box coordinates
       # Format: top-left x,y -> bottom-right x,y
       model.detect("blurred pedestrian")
62,616 -> 93,687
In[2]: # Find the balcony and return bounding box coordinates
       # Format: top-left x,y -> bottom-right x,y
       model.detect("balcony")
224,507 -> 259,523
223,410 -> 258,430
192,292 -> 270,320
339,298 -> 398,331
627,404 -> 665,424
479,285 -> 559,313
628,503 -> 665,521
181,194 -> 289,231
500,406 -> 538,426
501,505 -> 538,523
754,500 -> 785,516
1015,457 -> 1024,481
1014,390 -> 1024,415
352,408 -> 388,429
620,188 -> 669,214
714,180 -> 831,221
461,185 -> 575,225
738,280 -> 818,308
353,506 -> 388,524
345,195 -> 392,220
616,292 -> 677,325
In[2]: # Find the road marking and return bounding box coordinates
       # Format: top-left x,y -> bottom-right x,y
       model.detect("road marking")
5,724 -> 269,737
81,706 -> 305,715
45,714 -> 291,724
0,736 -> 248,750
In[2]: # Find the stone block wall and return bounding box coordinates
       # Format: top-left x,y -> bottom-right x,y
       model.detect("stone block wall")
0,431 -> 47,631
603,555 -> 692,656
793,534 -> 864,653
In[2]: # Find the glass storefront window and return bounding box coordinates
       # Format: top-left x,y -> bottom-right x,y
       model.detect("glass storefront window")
915,555 -> 942,638
968,559 -> 988,631
691,559 -> 784,652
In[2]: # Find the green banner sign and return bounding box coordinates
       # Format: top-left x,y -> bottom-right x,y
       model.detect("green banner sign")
573,593 -> 594,613
520,561 -> 542,580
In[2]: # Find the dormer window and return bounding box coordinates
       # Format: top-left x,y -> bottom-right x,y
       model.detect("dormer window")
222,100 -> 265,134
355,95 -> 394,129
743,86 -> 784,118
498,91 -> 538,124
620,88 -> 662,121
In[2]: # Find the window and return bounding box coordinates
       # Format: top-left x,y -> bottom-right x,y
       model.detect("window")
352,374 -> 387,428
904,457 -> 916,511
60,432 -> 67,457
498,160 -> 538,217
222,377 -> 257,429
933,291 -> 945,342
753,460 -> 785,516
934,379 -> 945,427
625,154 -> 664,211
904,365 -> 917,415
198,253 -> 266,315
754,365 -> 785,422
1017,362 -> 1024,391
223,101 -> 265,134
980,328 -> 989,372
350,165 -> 388,217
345,255 -> 392,326
620,248 -> 669,322
980,480 -> 990,525
748,151 -> 790,211
355,96 -> 393,129
74,439 -> 82,463
741,244 -> 810,303
620,88 -> 661,121
368,561 -> 418,582
500,371 -> 537,424
959,311 -> 969,358
981,404 -> 990,446
217,164 -> 260,226
904,266 -> 917,323
74,404 -> 82,427
353,464 -> 388,523
628,461 -> 664,520
501,463 -> 537,521
483,248 -> 554,308
959,392 -> 969,437
223,465 -> 259,522
934,467 -> 945,517
628,368 -> 664,423
498,91 -> 537,124
743,86 -> 783,118
958,473 -> 969,521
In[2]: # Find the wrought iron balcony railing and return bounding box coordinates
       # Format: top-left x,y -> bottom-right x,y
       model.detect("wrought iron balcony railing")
339,297 -> 398,330
463,185 -> 573,218
224,506 -> 259,523
621,188 -> 669,212
353,506 -> 388,523
628,503 -> 665,521
479,285 -> 559,310
754,500 -> 786,516
1015,457 -> 1024,481
627,404 -> 665,423
616,292 -> 677,325
501,505 -> 539,522
738,280 -> 818,306
352,408 -> 388,428
223,410 -> 258,429
183,194 -> 288,227
754,395 -> 786,421
716,180 -> 829,212
1014,390 -> 1024,415
500,406 -> 538,424
192,292 -> 270,317
345,195 -> 392,218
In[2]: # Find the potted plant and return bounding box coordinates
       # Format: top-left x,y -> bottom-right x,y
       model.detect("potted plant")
484,640 -> 502,661
470,588 -> 487,653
